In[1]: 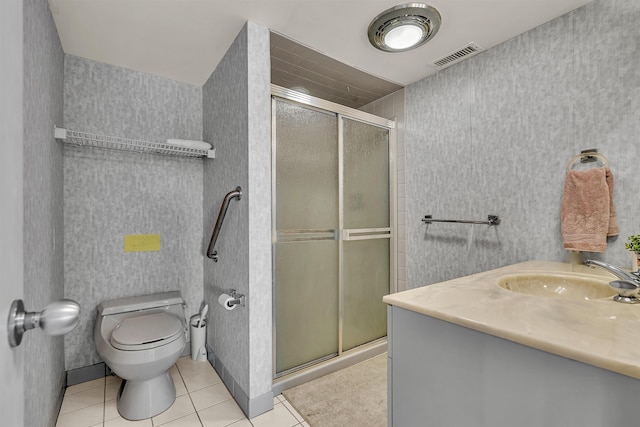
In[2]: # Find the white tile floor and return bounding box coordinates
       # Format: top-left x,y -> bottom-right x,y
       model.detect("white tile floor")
55,357 -> 309,427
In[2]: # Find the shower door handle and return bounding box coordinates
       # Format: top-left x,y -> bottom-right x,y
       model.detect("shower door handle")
276,229 -> 338,243
342,228 -> 392,241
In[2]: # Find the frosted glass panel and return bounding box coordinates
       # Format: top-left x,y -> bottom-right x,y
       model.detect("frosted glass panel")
275,100 -> 338,230
275,240 -> 339,374
343,119 -> 390,229
342,239 -> 389,352
273,96 -> 392,376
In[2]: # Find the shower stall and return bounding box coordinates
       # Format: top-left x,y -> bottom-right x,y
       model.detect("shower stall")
271,86 -> 396,386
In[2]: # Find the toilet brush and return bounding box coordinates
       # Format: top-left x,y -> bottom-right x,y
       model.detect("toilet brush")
197,304 -> 208,328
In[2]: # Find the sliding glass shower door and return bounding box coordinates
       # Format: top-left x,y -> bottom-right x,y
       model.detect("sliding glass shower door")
342,118 -> 390,352
273,95 -> 393,377
274,100 -> 340,374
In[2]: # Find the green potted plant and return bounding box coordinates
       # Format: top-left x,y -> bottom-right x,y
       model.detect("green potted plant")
624,234 -> 640,270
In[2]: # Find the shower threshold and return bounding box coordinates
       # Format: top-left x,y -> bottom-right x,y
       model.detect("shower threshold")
272,337 -> 387,395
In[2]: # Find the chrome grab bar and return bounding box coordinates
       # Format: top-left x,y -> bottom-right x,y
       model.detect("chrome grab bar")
422,215 -> 500,226
207,186 -> 242,261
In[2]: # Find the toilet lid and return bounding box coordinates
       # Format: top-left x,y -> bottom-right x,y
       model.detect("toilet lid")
110,312 -> 183,351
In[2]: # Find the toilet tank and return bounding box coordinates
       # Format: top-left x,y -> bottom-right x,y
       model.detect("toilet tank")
98,291 -> 184,316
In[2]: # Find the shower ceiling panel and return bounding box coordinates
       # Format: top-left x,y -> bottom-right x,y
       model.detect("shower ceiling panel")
50,0 -> 593,87
270,32 -> 403,109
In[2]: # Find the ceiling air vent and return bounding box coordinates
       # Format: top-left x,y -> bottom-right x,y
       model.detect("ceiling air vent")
431,42 -> 484,69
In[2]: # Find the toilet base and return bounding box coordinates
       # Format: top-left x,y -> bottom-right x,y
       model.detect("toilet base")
117,372 -> 176,420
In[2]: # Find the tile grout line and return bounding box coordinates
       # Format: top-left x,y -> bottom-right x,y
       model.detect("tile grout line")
103,376 -> 107,427
182,359 -> 208,426
181,364 -> 205,427
97,383 -> 103,427
281,397 -> 306,425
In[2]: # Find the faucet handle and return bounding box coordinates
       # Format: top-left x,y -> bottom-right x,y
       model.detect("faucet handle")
609,280 -> 640,304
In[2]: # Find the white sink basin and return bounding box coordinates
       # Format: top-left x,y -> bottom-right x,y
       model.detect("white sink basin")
498,272 -> 616,300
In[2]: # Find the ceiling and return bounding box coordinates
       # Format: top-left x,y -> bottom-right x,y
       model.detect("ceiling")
49,0 -> 592,91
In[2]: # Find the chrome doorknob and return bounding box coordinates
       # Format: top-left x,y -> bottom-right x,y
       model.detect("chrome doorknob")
7,299 -> 80,347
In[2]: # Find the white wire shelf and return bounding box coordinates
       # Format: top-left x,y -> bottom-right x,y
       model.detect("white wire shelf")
54,127 -> 215,159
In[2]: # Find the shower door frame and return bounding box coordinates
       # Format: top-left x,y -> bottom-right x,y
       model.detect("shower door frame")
271,84 -> 397,379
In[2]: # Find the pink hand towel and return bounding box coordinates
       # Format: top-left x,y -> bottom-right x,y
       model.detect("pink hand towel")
561,167 -> 618,252
606,169 -> 619,237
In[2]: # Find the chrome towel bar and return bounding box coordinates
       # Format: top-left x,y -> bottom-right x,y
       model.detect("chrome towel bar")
207,186 -> 242,261
422,215 -> 500,226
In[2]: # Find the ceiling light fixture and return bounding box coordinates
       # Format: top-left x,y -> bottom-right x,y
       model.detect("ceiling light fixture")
289,86 -> 310,95
368,3 -> 441,53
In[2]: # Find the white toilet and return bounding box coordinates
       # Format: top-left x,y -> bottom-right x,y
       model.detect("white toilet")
94,291 -> 187,420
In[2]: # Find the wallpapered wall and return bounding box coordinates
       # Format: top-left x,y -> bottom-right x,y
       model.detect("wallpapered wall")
63,55 -> 204,370
406,0 -> 640,287
23,0 -> 65,426
202,22 -> 273,417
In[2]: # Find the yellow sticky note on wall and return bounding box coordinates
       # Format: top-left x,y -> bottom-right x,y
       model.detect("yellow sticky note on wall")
124,234 -> 161,252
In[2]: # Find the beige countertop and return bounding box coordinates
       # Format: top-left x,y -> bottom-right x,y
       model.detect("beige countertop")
383,260 -> 640,380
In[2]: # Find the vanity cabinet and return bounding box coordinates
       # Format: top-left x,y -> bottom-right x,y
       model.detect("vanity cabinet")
384,261 -> 640,427
387,305 -> 640,427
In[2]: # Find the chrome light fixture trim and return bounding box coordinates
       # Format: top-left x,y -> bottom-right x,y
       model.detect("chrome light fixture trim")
368,3 -> 441,52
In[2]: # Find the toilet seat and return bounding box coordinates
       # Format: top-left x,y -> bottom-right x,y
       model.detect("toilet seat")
110,312 -> 183,351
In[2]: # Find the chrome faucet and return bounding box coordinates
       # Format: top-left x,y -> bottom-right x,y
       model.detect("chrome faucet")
584,259 -> 640,303
584,259 -> 640,282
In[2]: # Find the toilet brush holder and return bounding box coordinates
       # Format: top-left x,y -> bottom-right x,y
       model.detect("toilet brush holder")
190,316 -> 207,361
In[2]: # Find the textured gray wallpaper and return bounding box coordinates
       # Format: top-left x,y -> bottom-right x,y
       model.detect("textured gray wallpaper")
63,56 -> 204,370
202,21 -> 273,408
22,1 -> 65,426
203,23 -> 250,397
64,55 -> 202,142
246,21 -> 273,402
406,0 -> 640,288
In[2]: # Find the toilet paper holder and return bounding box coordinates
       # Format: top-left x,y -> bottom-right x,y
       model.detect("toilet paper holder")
222,289 -> 245,308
